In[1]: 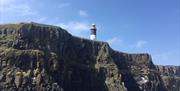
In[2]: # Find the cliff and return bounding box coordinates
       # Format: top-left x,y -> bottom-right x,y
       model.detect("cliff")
0,22 -> 179,91
156,65 -> 180,91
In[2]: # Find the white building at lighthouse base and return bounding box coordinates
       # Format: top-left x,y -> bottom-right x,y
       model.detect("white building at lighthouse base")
90,34 -> 96,40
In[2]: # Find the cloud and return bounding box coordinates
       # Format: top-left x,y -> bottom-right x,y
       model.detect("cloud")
152,52 -> 172,62
58,3 -> 71,8
10,4 -> 36,16
0,0 -> 37,23
78,10 -> 88,17
0,0 -> 13,6
152,51 -> 180,65
56,21 -> 90,37
107,37 -> 118,45
106,37 -> 123,47
35,17 -> 47,23
135,40 -> 148,48
0,0 -> 36,15
128,40 -> 148,49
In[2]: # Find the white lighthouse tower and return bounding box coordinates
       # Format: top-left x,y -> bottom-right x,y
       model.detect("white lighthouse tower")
90,24 -> 97,40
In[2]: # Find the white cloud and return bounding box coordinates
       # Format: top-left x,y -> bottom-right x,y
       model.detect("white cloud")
56,21 -> 90,37
107,37 -> 118,45
58,3 -> 71,8
78,10 -> 88,17
135,40 -> 148,48
152,51 -> 180,65
106,37 -> 123,47
128,40 -> 148,49
152,52 -> 172,62
0,0 -> 36,15
0,0 -> 37,23
0,0 -> 14,6
11,4 -> 36,16
35,17 -> 47,23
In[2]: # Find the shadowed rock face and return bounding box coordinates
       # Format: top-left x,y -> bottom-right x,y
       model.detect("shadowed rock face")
0,22 -> 178,91
156,65 -> 180,91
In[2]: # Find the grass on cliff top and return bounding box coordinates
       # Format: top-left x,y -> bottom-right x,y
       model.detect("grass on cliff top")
0,22 -> 60,29
0,23 -> 24,30
161,74 -> 175,78
0,22 -> 65,33
0,47 -> 17,54
0,47 -> 44,56
0,35 -> 16,41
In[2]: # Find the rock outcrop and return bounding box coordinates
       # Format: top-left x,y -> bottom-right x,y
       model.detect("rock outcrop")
0,22 -> 179,91
156,65 -> 180,91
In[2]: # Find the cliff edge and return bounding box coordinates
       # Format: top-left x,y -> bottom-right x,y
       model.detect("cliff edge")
0,22 -> 179,91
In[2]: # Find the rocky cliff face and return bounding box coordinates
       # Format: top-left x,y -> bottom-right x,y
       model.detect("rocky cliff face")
0,22 -> 179,91
156,65 -> 180,91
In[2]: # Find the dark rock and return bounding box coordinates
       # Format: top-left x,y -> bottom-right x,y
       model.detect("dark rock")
156,65 -> 180,91
0,22 -> 179,91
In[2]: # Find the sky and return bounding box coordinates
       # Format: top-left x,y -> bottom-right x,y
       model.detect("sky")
0,0 -> 179,65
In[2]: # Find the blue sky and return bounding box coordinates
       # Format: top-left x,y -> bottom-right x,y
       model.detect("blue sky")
0,0 -> 179,65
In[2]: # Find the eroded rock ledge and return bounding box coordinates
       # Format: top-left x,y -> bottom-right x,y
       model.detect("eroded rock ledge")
0,22 -> 179,91
156,65 -> 180,91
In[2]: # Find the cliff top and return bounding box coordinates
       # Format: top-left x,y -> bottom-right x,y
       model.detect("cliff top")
0,22 -> 150,56
0,22 -> 179,91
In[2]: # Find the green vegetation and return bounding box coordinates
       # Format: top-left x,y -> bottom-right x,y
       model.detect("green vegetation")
161,74 -> 175,78
0,35 -> 16,41
0,47 -> 17,54
0,47 -> 44,57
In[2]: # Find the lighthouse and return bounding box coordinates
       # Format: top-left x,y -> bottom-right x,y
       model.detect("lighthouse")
90,24 -> 97,40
